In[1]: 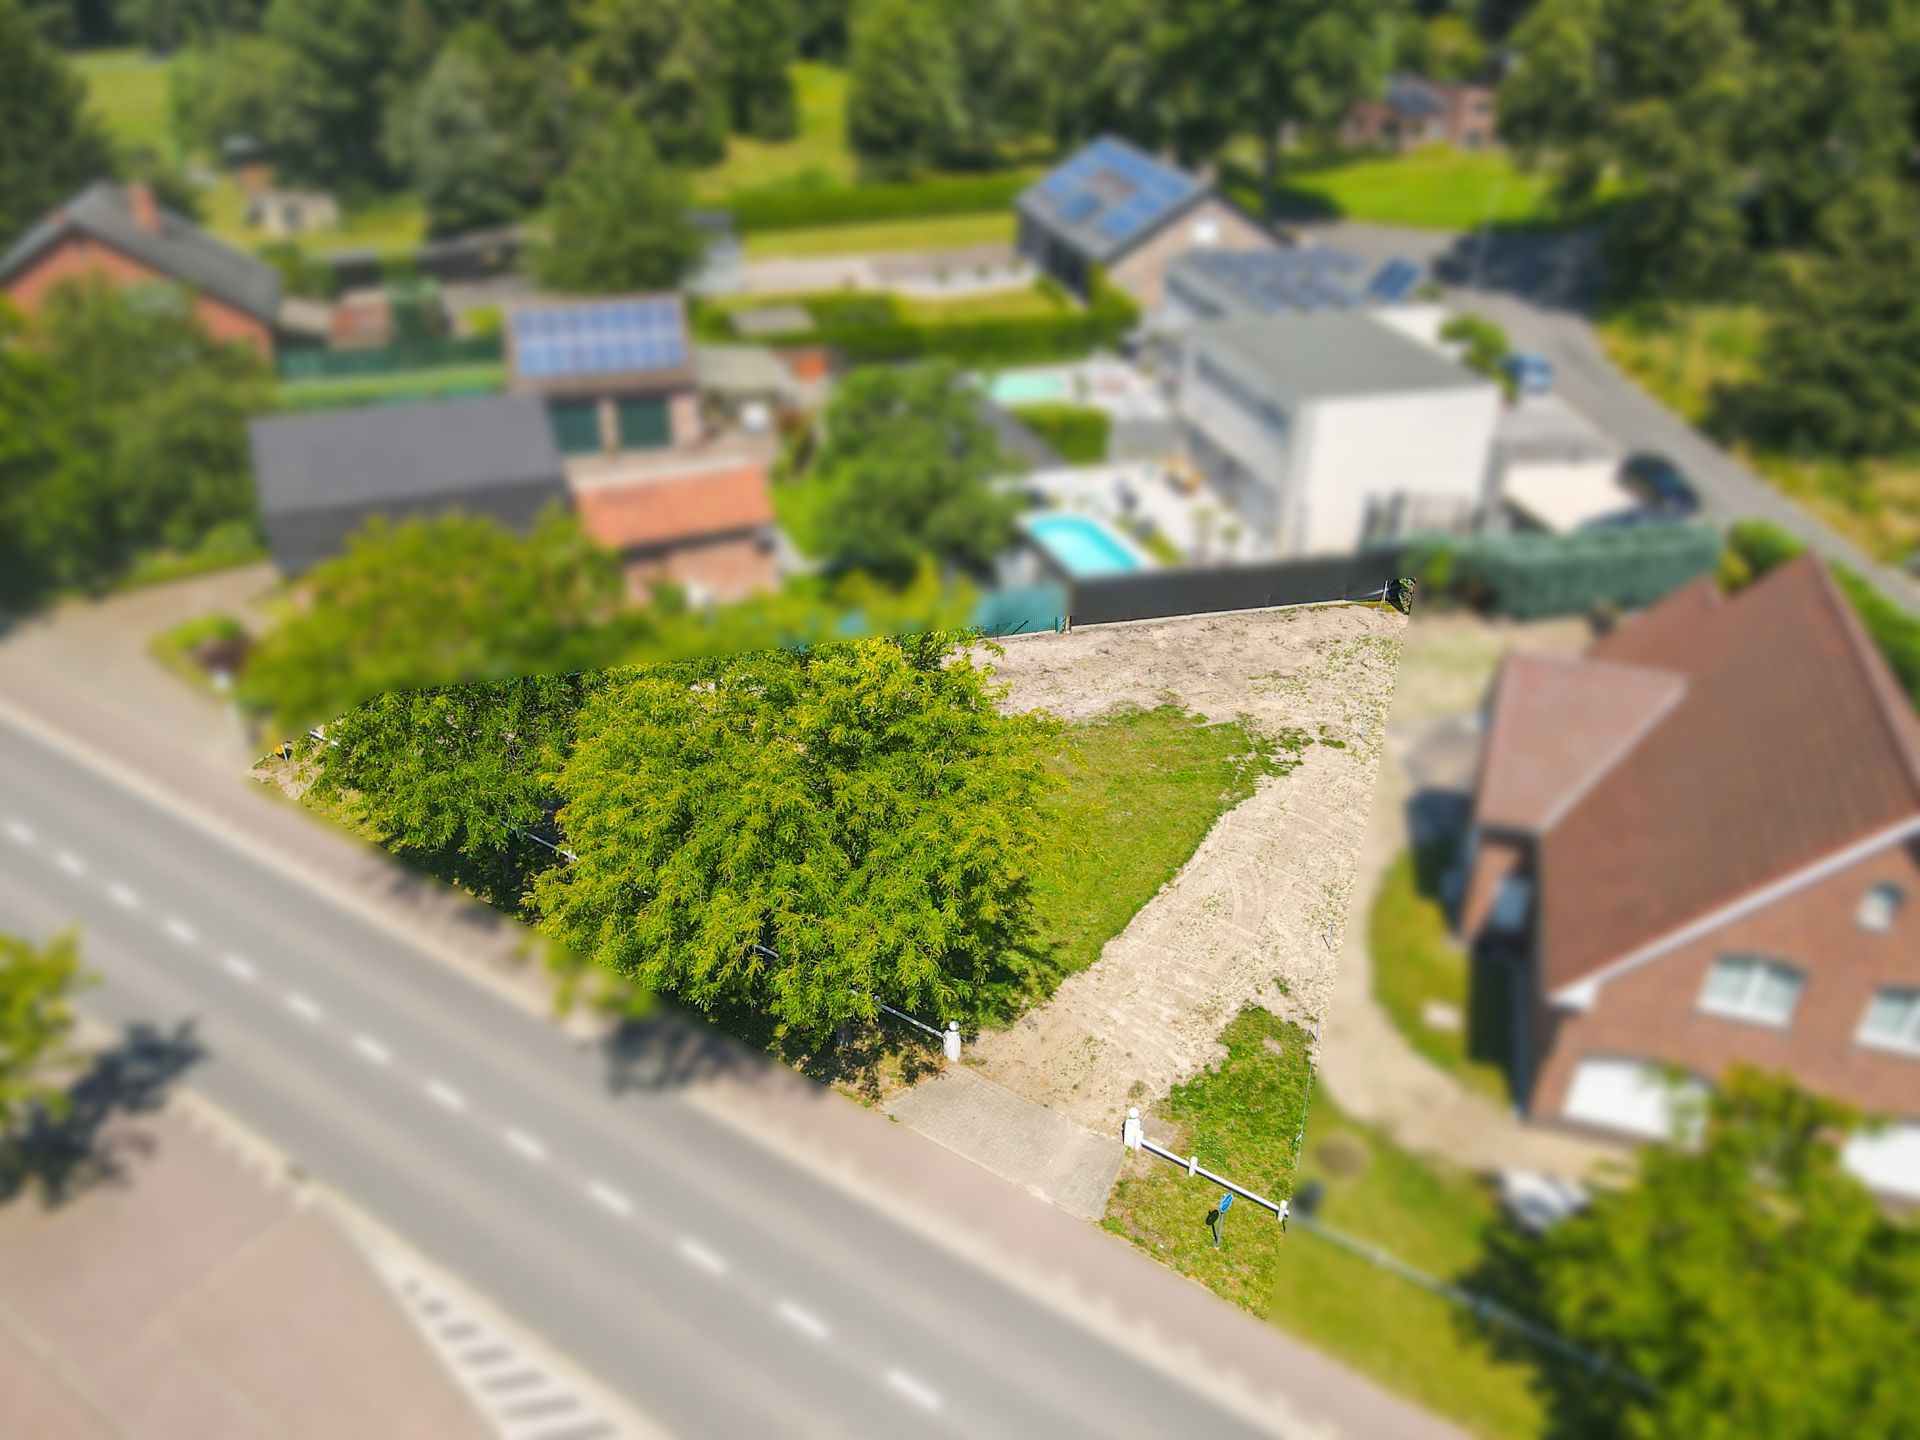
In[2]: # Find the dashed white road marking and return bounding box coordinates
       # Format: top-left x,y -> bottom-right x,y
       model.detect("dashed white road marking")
587,1182 -> 633,1218
4,819 -> 31,844
353,1034 -> 391,1065
425,1080 -> 467,1113
885,1368 -> 942,1412
285,992 -> 323,1023
163,916 -> 197,945
109,883 -> 139,909
676,1236 -> 726,1275
776,1299 -> 830,1342
54,850 -> 84,877
222,953 -> 257,982
504,1129 -> 546,1163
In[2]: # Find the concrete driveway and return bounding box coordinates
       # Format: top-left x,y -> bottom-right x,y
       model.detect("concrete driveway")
1302,218 -> 1920,615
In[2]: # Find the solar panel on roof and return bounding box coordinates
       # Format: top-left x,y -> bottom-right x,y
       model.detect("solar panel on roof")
511,299 -> 686,380
1367,258 -> 1422,303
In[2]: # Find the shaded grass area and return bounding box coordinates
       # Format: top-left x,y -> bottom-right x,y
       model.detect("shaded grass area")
1223,145 -> 1564,231
1103,1008 -> 1314,1313
1271,1093 -> 1596,1440
202,177 -> 431,257
73,48 -> 174,153
275,363 -> 507,411
1370,844 -> 1513,1104
1020,707 -> 1303,1007
742,211 -> 1015,259
693,62 -> 858,198
1007,402 -> 1110,464
1599,303 -> 1920,565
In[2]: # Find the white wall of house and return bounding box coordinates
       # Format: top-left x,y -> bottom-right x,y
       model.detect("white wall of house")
1285,386 -> 1499,553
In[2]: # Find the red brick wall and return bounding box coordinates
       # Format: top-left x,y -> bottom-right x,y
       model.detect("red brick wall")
623,533 -> 776,606
3,234 -> 274,360
1532,839 -> 1920,1123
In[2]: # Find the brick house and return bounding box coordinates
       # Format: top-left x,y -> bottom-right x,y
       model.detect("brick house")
1460,556 -> 1920,1198
0,181 -> 285,359
503,294 -> 701,459
1343,75 -> 1499,153
571,456 -> 778,606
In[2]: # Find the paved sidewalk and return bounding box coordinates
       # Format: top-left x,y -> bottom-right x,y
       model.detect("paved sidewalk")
885,1065 -> 1123,1220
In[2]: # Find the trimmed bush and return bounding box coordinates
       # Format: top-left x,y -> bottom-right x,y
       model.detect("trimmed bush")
719,171 -> 1034,233
1008,403 -> 1110,463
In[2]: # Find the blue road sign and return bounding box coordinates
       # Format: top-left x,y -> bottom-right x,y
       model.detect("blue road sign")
1219,1191 -> 1233,1212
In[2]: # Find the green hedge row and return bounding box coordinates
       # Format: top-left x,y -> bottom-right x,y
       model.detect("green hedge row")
717,171 -> 1035,234
1007,403 -> 1111,463
1405,524 -> 1721,620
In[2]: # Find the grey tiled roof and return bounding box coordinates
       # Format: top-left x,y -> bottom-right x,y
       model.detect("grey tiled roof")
0,181 -> 282,325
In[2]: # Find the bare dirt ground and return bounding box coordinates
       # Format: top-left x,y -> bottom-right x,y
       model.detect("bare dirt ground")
966,603 -> 1406,1130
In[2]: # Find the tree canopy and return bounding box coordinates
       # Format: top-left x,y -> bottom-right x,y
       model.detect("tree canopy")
531,105 -> 706,294
811,361 -> 1020,583
0,930 -> 92,1153
535,636 -> 1058,1041
844,0 -> 962,178
1521,1069 -> 1920,1439
0,0 -> 115,245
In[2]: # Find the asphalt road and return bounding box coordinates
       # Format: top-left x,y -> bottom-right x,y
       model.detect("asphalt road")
0,717 -> 1271,1440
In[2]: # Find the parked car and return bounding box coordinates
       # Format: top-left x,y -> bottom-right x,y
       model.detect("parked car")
1619,452 -> 1700,516
1503,351 -> 1554,396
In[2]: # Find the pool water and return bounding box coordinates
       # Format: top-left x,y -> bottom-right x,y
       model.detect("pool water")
988,371 -> 1072,406
1024,514 -> 1143,577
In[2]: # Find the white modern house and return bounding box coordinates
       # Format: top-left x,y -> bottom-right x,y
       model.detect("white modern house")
1175,311 -> 1501,556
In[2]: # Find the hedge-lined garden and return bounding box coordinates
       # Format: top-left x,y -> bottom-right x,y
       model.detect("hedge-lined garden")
718,171 -> 1036,234
1007,403 -> 1110,463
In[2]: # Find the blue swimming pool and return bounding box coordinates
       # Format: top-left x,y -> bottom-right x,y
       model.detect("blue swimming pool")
987,371 -> 1073,406
1023,513 -> 1144,578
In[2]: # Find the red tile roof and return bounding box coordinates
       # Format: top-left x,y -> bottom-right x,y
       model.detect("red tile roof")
1476,556 -> 1920,993
572,461 -> 775,551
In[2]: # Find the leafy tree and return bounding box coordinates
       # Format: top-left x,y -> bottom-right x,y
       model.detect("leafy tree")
535,636 -> 1059,1042
0,304 -> 88,612
575,0 -> 728,165
531,105 -> 705,293
1500,0 -> 1755,301
929,0 -> 1037,165
708,0 -> 799,140
240,507 -> 630,731
168,34 -> 302,158
116,0 -> 268,51
844,0 -> 961,179
1153,0 -> 1400,214
385,38 -> 520,235
1741,179 -> 1920,459
0,0 -> 116,244
0,931 -> 93,1155
261,0 -> 406,189
1023,0 -> 1156,151
793,0 -> 847,59
1520,1069 -> 1920,1439
812,361 -> 1019,583
1401,7 -> 1487,83
1440,312 -> 1513,394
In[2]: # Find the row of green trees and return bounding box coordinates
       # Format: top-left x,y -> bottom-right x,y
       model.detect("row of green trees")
0,280 -> 269,612
1500,0 -> 1920,460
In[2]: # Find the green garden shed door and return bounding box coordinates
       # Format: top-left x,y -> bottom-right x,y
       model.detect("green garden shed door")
616,396 -> 671,450
550,400 -> 601,456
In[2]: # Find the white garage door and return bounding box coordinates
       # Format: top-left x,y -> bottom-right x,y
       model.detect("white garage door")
1562,1058 -> 1707,1141
1843,1123 -> 1920,1200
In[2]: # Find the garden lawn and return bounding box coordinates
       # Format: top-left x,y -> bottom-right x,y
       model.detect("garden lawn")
74,48 -> 175,153
276,363 -> 506,411
1370,846 -> 1512,1104
742,211 -> 1015,259
1024,707 -> 1295,995
1599,304 -> 1920,565
693,62 -> 857,198
1225,145 -> 1562,231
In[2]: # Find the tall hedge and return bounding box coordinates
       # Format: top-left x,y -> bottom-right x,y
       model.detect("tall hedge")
718,171 -> 1034,233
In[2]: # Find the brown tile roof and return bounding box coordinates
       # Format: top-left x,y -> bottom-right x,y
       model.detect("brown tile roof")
1480,556 -> 1920,993
1474,652 -> 1685,832
573,460 -> 775,551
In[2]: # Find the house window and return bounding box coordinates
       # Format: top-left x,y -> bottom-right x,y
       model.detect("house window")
1699,954 -> 1804,1027
1858,988 -> 1920,1055
1487,874 -> 1532,932
1857,882 -> 1904,933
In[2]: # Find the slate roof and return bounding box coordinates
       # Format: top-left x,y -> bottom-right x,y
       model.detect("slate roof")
248,395 -> 564,515
1385,74 -> 1450,119
1017,136 -> 1209,265
1189,310 -> 1488,402
1475,556 -> 1920,993
0,181 -> 282,325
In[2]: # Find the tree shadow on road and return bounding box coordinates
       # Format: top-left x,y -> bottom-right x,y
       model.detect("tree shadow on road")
0,1019 -> 206,1209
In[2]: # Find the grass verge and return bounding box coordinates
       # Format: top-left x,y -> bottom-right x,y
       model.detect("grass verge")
1370,845 -> 1512,1104
276,363 -> 507,411
1007,402 -> 1110,464
742,211 -> 1015,259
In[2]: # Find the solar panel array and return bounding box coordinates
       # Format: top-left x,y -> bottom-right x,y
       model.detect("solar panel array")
1365,258 -> 1423,304
1032,138 -> 1201,253
1180,249 -> 1426,316
510,299 -> 687,381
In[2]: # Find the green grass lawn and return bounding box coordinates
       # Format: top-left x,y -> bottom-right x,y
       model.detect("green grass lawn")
1224,144 -> 1566,231
1271,1094 -> 1597,1440
73,47 -> 175,154
693,62 -> 857,199
1370,845 -> 1513,1104
1104,1007 -> 1315,1312
276,362 -> 506,411
1021,708 -> 1303,1005
741,210 -> 1016,259
202,176 -> 431,256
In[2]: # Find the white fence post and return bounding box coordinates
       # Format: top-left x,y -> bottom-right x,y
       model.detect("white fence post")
1122,1107 -> 1142,1152
942,1021 -> 961,1063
